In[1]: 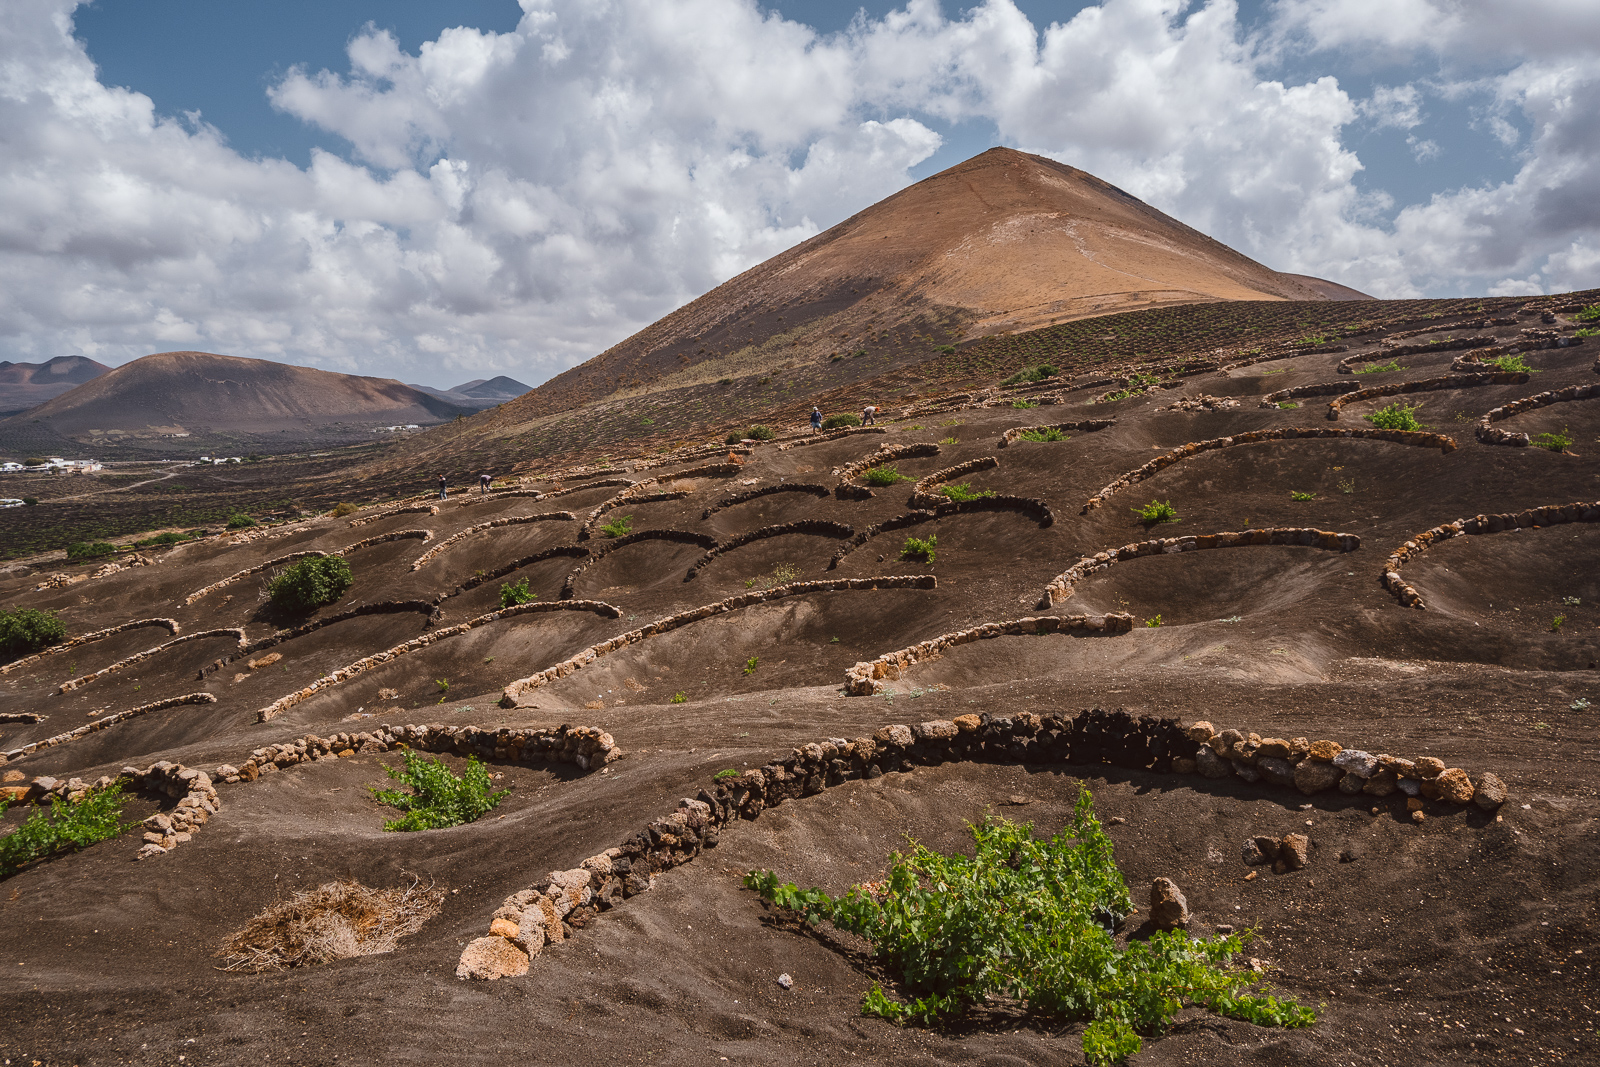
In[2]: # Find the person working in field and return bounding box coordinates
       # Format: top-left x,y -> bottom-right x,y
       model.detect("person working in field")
479,472 -> 492,495
810,407 -> 823,432
437,474 -> 448,500
861,404 -> 878,425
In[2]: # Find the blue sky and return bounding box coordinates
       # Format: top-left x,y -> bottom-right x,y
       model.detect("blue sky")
4,0 -> 1597,385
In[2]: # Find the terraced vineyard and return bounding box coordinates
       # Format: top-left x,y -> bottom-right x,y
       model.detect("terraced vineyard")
1,296 -> 1598,1066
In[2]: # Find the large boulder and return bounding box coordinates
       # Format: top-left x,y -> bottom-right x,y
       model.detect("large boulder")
1149,877 -> 1189,931
1195,747 -> 1231,778
1474,772 -> 1508,810
456,937 -> 529,980
1436,768 -> 1475,805
1257,757 -> 1297,788
1293,759 -> 1343,795
1278,833 -> 1310,871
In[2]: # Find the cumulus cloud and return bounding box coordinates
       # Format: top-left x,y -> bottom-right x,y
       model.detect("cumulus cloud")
0,0 -> 1595,384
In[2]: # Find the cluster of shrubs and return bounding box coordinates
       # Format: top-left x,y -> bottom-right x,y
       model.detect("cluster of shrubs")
0,607 -> 65,659
724,425 -> 775,444
267,556 -> 353,613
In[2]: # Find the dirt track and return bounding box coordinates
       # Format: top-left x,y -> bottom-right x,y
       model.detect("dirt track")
1,307 -> 1598,1065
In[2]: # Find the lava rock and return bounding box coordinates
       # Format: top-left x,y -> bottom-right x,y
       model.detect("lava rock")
1294,758 -> 1343,795
1278,833 -> 1310,871
1149,877 -> 1189,931
1242,836 -> 1278,866
456,937 -> 529,980
1436,768 -> 1474,804
1474,772 -> 1508,810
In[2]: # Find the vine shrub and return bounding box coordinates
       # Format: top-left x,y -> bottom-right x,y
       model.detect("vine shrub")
370,753 -> 508,832
226,513 -> 257,529
1000,363 -> 1056,386
863,465 -> 910,487
1364,402 -> 1424,431
938,483 -> 994,502
1017,427 -> 1067,443
746,794 -> 1313,1065
1131,499 -> 1179,526
0,607 -> 67,658
1,779 -> 132,878
268,555 -> 353,612
499,578 -> 537,608
900,534 -> 937,564
66,541 -> 116,561
599,515 -> 634,538
822,414 -> 861,429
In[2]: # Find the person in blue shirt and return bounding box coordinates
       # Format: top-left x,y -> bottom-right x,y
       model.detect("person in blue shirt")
810,407 -> 823,432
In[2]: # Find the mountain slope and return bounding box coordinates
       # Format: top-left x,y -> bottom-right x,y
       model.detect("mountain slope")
0,356 -> 110,415
506,147 -> 1365,421
3,351 -> 466,445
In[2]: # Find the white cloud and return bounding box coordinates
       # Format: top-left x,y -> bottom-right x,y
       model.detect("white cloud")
0,0 -> 1596,385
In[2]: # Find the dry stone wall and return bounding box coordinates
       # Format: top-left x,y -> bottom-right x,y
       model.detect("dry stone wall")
197,601 -> 440,680
183,530 -> 432,606
0,618 -> 180,676
998,420 -> 1116,447
58,629 -> 247,694
1260,380 -> 1361,406
1336,336 -> 1498,371
1474,384 -> 1600,446
907,457 -> 999,508
446,545 -> 590,596
844,613 -> 1136,695
828,511 -> 938,568
1037,528 -> 1362,608
701,483 -> 830,519
1081,428 -> 1458,514
1381,500 -> 1600,609
833,443 -> 942,487
347,504 -> 440,528
454,703 -> 1505,980
561,530 -> 718,597
410,513 -> 576,570
254,599 -> 624,722
2,692 -> 218,764
776,427 -> 887,450
499,576 -> 937,708
684,521 -> 855,580
1324,371 -> 1529,418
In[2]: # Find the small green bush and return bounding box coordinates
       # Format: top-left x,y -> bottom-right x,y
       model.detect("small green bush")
370,752 -> 508,832
1104,372 -> 1161,402
599,514 -> 633,538
747,794 -> 1312,1066
330,502 -> 359,518
725,430 -> 745,445
1574,304 -> 1600,323
1145,614 -> 1163,628
1010,399 -> 1038,409
714,768 -> 740,781
268,555 -> 353,613
933,344 -> 957,354
1551,614 -> 1566,633
21,497 -> 37,506
1351,360 -> 1403,375
863,465 -> 910,487
66,541 -> 116,561
1532,428 -> 1571,453
1488,353 -> 1536,373
901,534 -> 937,564
743,656 -> 759,676
670,691 -> 687,704
0,607 -> 66,658
1364,402 -> 1424,431
226,513 -> 257,529
1131,499 -> 1179,525
1576,327 -> 1599,339
1001,364 -> 1056,386
747,425 -> 775,441
822,413 -> 861,430
499,578 -> 537,608
1017,427 -> 1066,442
1290,490 -> 1316,501
1,779 -> 132,878
938,483 -> 994,502
1276,401 -> 1300,410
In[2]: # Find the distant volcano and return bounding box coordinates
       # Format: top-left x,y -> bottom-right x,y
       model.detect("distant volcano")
1,350 -> 470,447
501,146 -> 1368,421
0,355 -> 110,415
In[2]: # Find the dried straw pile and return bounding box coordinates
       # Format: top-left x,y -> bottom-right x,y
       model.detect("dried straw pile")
219,877 -> 445,972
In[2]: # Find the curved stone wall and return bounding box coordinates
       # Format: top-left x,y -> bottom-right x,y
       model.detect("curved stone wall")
577,490 -> 691,540
1335,335 -> 1498,371
833,442 -> 942,486
700,483 -> 830,519
499,575 -> 938,707
1473,383 -> 1600,446
1324,371 -> 1529,418
346,504 -> 440,528
560,530 -> 719,597
776,427 -> 888,451
827,510 -> 938,568
58,629 -> 247,693
183,530 -> 432,605
906,457 -> 999,508
254,599 -> 624,722
1259,380 -> 1361,406
410,512 -> 576,570
197,601 -> 439,680
843,613 -> 1135,695
2,692 -> 218,763
0,618 -> 180,676
446,545 -> 590,597
684,520 -> 855,580
1381,500 -> 1600,608
1081,428 -> 1458,513
998,419 -> 1117,447
1037,528 -> 1362,608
